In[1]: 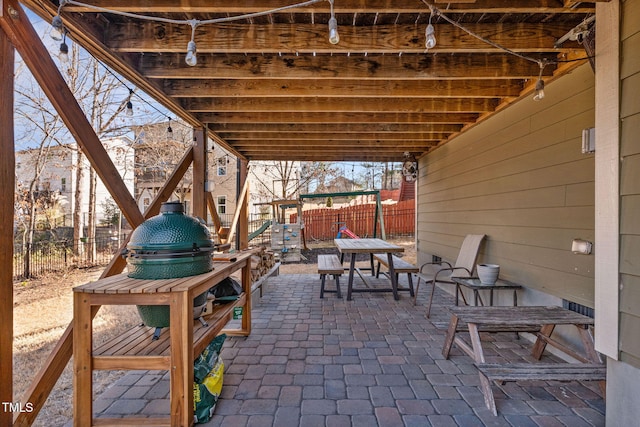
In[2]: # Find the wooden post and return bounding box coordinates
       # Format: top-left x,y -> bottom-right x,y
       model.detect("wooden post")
238,159 -> 249,250
0,22 -> 14,427
192,127 -> 207,220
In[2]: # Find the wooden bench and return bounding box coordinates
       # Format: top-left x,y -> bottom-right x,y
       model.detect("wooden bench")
476,363 -> 606,415
372,253 -> 417,296
318,254 -> 343,298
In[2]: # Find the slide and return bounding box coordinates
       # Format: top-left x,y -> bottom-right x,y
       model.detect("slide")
248,220 -> 272,241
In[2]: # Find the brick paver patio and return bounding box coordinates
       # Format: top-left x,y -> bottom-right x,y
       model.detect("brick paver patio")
88,273 -> 605,427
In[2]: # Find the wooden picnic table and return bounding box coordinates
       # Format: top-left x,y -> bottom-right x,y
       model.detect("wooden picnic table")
334,238 -> 404,300
441,305 -> 603,415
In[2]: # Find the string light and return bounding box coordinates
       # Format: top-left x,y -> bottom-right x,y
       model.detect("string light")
167,118 -> 173,139
328,0 -> 340,45
50,0 -> 67,41
58,32 -> 69,63
185,20 -> 199,67
425,7 -> 436,50
125,89 -> 134,116
533,61 -> 547,101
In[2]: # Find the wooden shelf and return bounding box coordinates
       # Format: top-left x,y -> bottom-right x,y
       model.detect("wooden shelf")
91,293 -> 247,370
73,252 -> 253,427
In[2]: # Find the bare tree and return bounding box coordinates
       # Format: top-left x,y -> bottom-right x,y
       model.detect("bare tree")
14,37 -> 141,262
132,121 -> 194,210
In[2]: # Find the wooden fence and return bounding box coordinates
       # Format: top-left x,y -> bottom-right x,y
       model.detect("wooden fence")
294,200 -> 415,241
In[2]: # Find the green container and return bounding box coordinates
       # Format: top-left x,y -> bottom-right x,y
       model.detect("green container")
122,202 -> 215,328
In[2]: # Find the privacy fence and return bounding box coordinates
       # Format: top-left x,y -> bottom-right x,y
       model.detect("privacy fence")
294,200 -> 415,241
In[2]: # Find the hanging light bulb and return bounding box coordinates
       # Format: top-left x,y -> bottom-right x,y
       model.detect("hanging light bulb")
533,60 -> 547,101
425,8 -> 436,50
533,78 -> 545,101
167,118 -> 173,139
125,100 -> 134,116
123,89 -> 134,117
328,0 -> 339,44
185,20 -> 199,67
58,33 -> 69,63
50,15 -> 64,41
425,24 -> 436,50
185,40 -> 197,66
50,1 -> 67,41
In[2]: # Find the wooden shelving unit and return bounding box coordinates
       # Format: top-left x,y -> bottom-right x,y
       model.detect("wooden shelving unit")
72,252 -> 253,427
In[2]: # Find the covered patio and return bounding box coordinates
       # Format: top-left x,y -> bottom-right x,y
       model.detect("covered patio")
1,0 -> 638,426
84,274 -> 604,426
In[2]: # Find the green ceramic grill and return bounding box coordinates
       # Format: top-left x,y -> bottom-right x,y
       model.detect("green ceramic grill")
122,202 -> 214,333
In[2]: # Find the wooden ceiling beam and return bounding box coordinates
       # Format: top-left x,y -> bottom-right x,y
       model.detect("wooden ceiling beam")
137,53 -> 556,80
210,123 -> 463,133
244,152 -> 423,162
106,22 -> 579,54
221,132 -> 451,141
61,0 -> 594,14
163,78 -> 523,98
196,111 -> 479,124
183,97 -> 499,113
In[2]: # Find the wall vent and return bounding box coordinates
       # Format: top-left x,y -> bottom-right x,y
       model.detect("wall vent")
563,299 -> 594,318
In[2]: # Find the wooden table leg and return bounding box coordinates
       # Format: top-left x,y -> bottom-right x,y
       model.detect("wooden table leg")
73,293 -> 93,427
386,252 -> 399,300
576,325 -> 606,396
532,324 -> 556,359
241,259 -> 252,335
442,314 -> 459,359
468,322 -> 486,363
467,322 -> 498,416
170,291 -> 194,427
346,253 -> 356,301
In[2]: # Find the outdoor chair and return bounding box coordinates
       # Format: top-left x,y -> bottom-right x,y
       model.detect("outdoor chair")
415,234 -> 486,318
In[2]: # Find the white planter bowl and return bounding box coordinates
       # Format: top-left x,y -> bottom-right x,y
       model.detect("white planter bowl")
477,264 -> 500,285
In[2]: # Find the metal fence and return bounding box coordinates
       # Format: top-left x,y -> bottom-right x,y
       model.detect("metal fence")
13,235 -> 128,281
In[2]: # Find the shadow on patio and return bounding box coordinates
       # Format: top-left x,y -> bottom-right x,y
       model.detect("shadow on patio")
86,273 -> 605,427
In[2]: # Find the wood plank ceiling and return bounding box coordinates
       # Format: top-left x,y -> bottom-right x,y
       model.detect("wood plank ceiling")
20,0 -> 596,162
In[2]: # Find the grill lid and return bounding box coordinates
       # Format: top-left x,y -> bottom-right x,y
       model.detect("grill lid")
126,202 -> 214,254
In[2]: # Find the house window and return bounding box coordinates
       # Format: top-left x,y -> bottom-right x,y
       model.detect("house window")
61,178 -> 66,192
217,196 -> 226,214
217,157 -> 227,176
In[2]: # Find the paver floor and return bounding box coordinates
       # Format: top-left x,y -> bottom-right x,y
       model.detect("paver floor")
90,273 -> 605,427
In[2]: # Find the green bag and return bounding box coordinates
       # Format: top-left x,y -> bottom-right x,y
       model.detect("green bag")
194,334 -> 226,383
193,358 -> 224,424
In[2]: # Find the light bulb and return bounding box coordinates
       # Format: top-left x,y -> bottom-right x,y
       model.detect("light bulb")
425,24 -> 436,50
185,40 -> 197,66
533,78 -> 545,101
328,16 -> 340,45
51,15 -> 64,41
125,100 -> 133,116
167,120 -> 173,139
59,41 -> 69,63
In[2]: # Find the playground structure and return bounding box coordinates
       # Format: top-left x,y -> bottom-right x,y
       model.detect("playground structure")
269,200 -> 304,262
244,191 -> 389,262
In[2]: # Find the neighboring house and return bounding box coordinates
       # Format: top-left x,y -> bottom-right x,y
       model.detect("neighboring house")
132,122 -> 237,222
15,136 -> 135,227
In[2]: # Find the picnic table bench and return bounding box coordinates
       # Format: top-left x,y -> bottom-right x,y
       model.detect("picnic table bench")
372,253 -> 417,297
442,305 -> 603,415
317,254 -> 343,298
